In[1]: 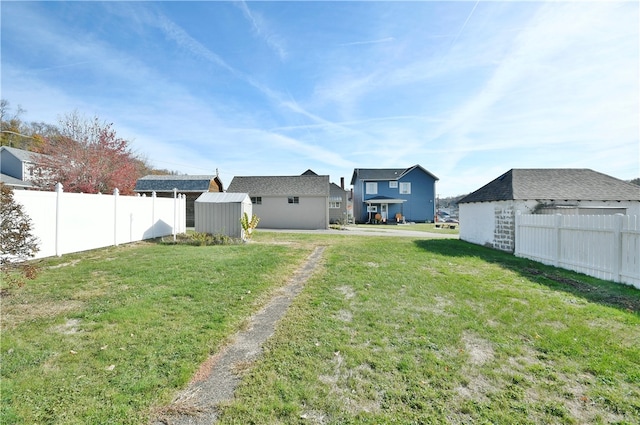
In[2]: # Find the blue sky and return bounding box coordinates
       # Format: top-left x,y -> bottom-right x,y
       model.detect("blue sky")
1,1 -> 638,196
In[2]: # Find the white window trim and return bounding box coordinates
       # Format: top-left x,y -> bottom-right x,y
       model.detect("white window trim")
399,182 -> 411,194
389,181 -> 398,188
366,182 -> 378,194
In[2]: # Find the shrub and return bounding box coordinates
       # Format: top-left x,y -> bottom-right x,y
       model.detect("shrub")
161,232 -> 238,246
0,183 -> 40,291
240,213 -> 260,240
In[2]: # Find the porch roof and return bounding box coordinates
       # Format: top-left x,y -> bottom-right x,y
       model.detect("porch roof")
365,196 -> 407,204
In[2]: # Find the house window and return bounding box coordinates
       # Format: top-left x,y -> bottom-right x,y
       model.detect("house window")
288,196 -> 299,204
366,182 -> 378,194
330,201 -> 341,209
251,196 -> 262,205
399,182 -> 411,194
389,181 -> 398,189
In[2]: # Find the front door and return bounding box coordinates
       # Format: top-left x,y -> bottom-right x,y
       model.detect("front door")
381,203 -> 388,222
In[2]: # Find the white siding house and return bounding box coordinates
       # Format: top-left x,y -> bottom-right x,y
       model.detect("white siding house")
0,146 -> 46,189
227,175 -> 330,230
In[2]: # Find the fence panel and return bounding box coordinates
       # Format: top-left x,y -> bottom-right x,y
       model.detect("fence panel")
620,215 -> 640,285
61,191 -> 115,255
12,186 -> 186,259
515,213 -> 640,289
9,190 -> 59,259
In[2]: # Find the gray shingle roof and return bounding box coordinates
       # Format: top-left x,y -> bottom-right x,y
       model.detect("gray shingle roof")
0,173 -> 34,188
134,175 -> 217,192
350,164 -> 438,184
227,175 -> 329,196
459,169 -> 640,203
0,146 -> 46,163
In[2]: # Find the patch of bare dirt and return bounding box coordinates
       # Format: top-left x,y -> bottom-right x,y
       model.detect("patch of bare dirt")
336,285 -> 355,300
318,352 -> 381,416
461,332 -> 495,366
53,318 -> 82,334
454,332 -> 497,403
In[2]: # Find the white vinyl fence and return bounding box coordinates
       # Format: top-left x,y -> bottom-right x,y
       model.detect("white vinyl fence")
515,213 -> 640,289
13,183 -> 186,259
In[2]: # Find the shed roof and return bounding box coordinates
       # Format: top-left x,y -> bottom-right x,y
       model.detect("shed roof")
227,175 -> 330,196
459,169 -> 640,203
195,192 -> 250,203
134,175 -> 220,193
350,164 -> 438,184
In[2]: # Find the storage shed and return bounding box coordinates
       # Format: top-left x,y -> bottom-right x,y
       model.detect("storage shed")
194,192 -> 252,240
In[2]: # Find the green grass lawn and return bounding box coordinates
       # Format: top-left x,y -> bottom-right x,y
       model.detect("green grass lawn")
1,239 -> 312,424
2,233 -> 639,424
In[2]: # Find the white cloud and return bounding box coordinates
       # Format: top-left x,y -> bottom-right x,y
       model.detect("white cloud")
234,0 -> 288,60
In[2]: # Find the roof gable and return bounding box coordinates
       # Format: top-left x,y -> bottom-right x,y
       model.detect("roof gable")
227,175 -> 330,196
350,164 -> 438,184
459,169 -> 640,203
0,146 -> 46,163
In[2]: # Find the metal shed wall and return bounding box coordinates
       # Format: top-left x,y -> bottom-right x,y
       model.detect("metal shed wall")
194,193 -> 252,239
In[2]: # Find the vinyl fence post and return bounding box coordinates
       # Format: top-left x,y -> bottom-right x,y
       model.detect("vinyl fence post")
113,188 -> 120,247
151,191 -> 156,239
514,211 -> 521,257
55,182 -> 63,257
173,188 -> 177,242
613,214 -> 624,283
182,194 -> 186,233
554,214 -> 562,268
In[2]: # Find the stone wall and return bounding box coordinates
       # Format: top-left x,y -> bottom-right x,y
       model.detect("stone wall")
493,204 -> 515,252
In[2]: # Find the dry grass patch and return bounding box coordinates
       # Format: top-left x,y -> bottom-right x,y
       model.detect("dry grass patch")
1,300 -> 83,329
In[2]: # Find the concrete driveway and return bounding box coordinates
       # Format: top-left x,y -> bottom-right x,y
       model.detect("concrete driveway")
258,225 -> 458,239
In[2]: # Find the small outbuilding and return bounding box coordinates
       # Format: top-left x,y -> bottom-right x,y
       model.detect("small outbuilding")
458,168 -> 640,252
194,192 -> 252,240
134,174 -> 224,227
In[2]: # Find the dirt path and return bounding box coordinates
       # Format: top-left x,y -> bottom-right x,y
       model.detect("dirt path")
153,246 -> 325,425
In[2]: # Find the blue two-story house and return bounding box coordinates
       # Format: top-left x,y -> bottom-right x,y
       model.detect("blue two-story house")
350,165 -> 439,224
